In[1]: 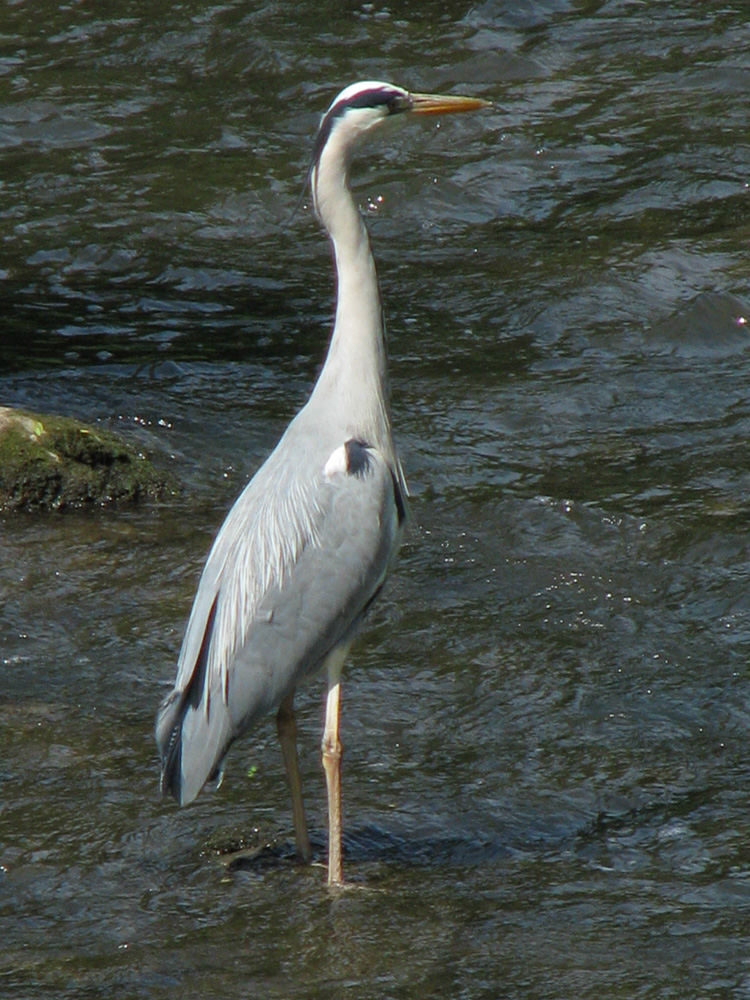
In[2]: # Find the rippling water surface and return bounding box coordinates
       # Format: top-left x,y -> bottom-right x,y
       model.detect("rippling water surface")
2,2 -> 750,997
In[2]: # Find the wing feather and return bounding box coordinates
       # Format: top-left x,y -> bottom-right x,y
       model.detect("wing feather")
156,436 -> 402,803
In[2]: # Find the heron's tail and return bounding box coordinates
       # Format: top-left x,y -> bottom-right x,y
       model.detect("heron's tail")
155,688 -> 189,801
155,684 -> 234,805
155,596 -> 232,805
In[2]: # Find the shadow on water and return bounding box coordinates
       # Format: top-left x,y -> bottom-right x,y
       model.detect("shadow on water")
221,823 -> 514,877
219,784 -> 722,882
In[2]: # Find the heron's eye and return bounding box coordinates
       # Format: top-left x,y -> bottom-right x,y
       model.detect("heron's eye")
386,93 -> 409,115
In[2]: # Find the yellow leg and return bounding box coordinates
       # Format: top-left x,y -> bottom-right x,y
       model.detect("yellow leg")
322,678 -> 343,886
276,692 -> 311,864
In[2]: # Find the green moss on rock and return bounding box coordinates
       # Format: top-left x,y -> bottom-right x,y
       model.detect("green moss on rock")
0,406 -> 177,510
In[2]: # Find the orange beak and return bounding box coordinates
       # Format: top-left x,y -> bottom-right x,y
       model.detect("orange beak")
409,91 -> 493,115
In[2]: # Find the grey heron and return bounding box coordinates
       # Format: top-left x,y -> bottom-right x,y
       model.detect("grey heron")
155,80 -> 490,885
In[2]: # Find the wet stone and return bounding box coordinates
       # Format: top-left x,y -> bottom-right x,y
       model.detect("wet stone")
0,406 -> 177,510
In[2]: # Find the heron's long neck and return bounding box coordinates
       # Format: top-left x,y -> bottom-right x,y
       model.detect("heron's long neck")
308,151 -> 392,448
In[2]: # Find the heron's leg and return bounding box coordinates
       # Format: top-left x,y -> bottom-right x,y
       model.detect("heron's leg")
322,675 -> 343,886
276,692 -> 311,864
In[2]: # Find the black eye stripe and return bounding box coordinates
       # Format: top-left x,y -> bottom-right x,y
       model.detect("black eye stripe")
331,89 -> 401,116
311,88 -> 405,175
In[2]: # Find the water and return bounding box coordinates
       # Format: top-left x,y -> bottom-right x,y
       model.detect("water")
2,1 -> 750,996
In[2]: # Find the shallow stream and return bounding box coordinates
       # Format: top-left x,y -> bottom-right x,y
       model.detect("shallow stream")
2,2 -> 750,997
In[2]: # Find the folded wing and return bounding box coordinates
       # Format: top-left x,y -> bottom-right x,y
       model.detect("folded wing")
156,437 -> 404,804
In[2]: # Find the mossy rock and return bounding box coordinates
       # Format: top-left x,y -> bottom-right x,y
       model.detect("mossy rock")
0,406 -> 178,510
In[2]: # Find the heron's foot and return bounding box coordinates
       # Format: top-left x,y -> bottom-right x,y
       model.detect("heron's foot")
294,847 -> 313,867
325,873 -> 383,894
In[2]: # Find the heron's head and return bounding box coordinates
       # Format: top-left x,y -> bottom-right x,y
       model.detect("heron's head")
309,81 -> 490,217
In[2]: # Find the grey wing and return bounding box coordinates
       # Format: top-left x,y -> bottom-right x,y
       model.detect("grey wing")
156,438 -> 404,804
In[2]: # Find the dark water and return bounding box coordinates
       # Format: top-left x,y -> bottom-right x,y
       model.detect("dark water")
2,2 -> 750,997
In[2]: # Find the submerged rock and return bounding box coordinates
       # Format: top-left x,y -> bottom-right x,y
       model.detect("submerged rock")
0,406 -> 177,510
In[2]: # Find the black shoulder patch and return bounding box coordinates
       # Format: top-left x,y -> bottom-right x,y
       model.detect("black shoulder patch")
343,439 -> 371,476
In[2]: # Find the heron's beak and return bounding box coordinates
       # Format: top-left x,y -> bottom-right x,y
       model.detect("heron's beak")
409,91 -> 492,116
